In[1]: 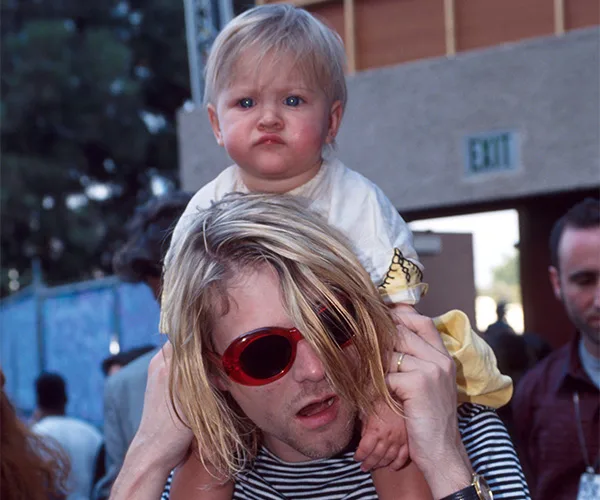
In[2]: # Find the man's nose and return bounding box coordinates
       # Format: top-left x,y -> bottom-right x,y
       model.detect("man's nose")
292,339 -> 326,383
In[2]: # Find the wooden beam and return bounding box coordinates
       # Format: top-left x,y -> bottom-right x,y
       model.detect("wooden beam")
444,0 -> 456,56
344,0 -> 356,73
554,0 -> 565,35
256,0 -> 335,7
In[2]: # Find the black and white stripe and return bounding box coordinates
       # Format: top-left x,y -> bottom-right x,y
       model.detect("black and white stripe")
162,403 -> 530,499
457,404 -> 530,499
232,404 -> 530,499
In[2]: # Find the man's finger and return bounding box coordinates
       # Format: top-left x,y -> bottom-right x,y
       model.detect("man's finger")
391,327 -> 451,369
395,314 -> 446,354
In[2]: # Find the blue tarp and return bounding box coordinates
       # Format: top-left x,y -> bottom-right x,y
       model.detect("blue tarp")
0,278 -> 160,426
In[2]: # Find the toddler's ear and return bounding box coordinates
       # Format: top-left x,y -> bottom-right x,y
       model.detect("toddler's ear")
325,100 -> 343,144
207,104 -> 224,146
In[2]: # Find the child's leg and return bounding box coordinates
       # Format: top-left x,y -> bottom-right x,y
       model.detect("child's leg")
372,461 -> 434,500
169,451 -> 234,500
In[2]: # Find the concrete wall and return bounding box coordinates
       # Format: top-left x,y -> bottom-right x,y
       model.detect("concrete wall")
178,28 -> 599,212
416,232 -> 477,327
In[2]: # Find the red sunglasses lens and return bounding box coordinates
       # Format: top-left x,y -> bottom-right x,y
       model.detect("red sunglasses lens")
238,334 -> 293,380
223,301 -> 355,385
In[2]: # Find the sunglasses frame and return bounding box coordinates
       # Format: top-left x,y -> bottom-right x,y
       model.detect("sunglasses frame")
218,302 -> 355,386
221,326 -> 304,386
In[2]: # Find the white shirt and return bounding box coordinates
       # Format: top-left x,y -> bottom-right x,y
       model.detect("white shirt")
169,159 -> 425,304
33,416 -> 103,500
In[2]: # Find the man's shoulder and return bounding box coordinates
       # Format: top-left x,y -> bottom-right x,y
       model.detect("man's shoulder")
106,348 -> 156,392
516,341 -> 570,395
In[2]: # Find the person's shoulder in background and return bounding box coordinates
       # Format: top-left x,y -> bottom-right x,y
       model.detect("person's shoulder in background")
106,348 -> 157,401
514,340 -> 567,399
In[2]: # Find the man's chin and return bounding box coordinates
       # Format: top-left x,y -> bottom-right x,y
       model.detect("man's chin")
582,327 -> 600,346
288,411 -> 357,461
295,430 -> 355,460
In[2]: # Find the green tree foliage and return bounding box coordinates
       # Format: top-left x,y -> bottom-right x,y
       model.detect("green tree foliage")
484,252 -> 521,304
491,252 -> 520,287
1,0 -> 191,295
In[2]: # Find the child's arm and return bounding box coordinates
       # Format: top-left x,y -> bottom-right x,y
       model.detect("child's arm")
353,304 -> 418,472
353,399 -> 409,472
169,450 -> 234,500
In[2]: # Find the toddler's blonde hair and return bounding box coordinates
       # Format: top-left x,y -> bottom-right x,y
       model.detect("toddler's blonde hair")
204,4 -> 347,111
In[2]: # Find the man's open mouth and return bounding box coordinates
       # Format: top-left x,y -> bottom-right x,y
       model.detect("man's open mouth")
297,396 -> 336,417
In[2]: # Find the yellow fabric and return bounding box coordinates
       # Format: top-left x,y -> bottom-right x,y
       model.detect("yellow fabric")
434,310 -> 513,408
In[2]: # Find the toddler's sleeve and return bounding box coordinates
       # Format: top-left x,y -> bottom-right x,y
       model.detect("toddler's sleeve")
369,184 -> 428,305
327,167 -> 428,305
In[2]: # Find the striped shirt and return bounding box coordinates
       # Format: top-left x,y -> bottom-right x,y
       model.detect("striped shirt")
162,403 -> 530,499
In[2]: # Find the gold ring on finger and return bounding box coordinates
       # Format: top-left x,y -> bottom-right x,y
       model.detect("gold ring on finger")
396,352 -> 406,372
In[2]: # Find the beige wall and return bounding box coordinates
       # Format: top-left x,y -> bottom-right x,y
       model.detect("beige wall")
416,232 -> 477,327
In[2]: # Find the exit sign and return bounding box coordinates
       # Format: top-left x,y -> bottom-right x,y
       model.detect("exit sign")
464,130 -> 519,176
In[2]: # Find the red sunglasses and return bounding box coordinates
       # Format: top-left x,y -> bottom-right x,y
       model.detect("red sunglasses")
218,303 -> 355,386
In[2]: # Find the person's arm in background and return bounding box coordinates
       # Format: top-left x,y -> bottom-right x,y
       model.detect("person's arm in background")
104,376 -> 129,474
92,376 -> 129,500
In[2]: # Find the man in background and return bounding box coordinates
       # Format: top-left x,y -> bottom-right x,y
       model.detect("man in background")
512,198 -> 600,500
485,301 -> 516,335
92,191 -> 191,500
32,372 -> 102,500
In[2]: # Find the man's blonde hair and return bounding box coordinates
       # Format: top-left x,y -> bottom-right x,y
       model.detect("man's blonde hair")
203,4 -> 347,110
162,194 -> 398,478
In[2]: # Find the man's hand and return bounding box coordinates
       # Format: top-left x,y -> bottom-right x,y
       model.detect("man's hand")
385,314 -> 473,500
354,399 -> 409,471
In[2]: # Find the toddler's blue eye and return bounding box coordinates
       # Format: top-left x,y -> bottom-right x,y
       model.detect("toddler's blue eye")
284,96 -> 302,107
239,98 -> 254,108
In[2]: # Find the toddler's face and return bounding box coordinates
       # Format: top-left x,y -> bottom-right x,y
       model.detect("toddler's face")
207,50 -> 342,191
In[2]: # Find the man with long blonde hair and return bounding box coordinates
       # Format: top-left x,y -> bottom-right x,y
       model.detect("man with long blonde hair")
112,194 -> 529,500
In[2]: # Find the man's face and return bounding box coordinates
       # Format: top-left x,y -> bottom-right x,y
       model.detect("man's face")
549,226 -> 600,352
211,265 -> 357,462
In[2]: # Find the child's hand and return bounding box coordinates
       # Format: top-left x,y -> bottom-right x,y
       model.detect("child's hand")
354,400 -> 409,472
